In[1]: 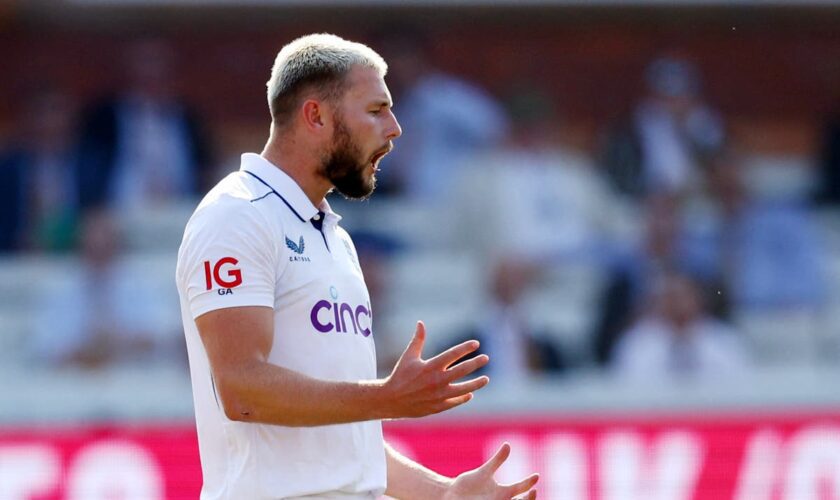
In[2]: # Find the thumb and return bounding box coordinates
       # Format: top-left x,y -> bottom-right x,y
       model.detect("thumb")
479,442 -> 511,476
403,321 -> 426,359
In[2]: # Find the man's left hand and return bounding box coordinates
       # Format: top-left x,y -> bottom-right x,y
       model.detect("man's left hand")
442,443 -> 539,500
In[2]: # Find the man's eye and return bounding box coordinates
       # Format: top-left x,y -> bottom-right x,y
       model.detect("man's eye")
370,109 -> 382,115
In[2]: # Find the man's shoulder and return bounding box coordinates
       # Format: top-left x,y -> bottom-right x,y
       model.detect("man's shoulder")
186,172 -> 281,234
333,224 -> 353,242
177,173 -> 283,278
191,173 -> 246,212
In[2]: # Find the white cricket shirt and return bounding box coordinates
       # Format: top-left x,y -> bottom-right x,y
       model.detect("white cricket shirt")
176,153 -> 385,500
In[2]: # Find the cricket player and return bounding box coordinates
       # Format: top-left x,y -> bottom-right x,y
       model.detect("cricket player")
176,33 -> 539,499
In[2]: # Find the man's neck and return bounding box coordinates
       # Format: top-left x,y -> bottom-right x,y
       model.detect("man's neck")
261,136 -> 331,207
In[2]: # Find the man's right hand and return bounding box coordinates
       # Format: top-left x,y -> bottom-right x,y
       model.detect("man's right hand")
378,321 -> 490,419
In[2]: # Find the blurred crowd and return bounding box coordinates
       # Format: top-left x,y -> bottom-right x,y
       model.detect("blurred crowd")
1,34 -> 839,387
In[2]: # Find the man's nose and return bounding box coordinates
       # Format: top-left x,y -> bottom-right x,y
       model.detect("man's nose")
386,111 -> 402,140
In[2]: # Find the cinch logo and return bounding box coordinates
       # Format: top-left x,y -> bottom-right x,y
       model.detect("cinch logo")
204,257 -> 242,294
309,300 -> 372,336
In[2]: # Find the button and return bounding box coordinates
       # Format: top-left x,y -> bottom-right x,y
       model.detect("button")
312,214 -> 321,221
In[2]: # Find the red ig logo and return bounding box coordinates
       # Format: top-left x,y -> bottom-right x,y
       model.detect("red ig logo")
204,257 -> 243,292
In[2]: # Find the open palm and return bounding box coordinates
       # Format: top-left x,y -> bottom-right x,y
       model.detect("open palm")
443,443 -> 539,500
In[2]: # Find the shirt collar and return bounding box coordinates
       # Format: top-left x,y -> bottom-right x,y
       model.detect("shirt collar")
240,153 -> 341,224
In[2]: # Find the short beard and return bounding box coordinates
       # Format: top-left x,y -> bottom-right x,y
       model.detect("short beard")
319,118 -> 375,200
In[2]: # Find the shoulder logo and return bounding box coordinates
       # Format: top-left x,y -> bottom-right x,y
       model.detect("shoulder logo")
203,257 -> 242,295
285,235 -> 305,254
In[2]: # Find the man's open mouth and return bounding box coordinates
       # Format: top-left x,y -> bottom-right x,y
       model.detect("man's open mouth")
370,147 -> 391,170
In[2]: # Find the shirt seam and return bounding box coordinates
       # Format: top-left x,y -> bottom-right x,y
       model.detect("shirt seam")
242,170 -> 307,223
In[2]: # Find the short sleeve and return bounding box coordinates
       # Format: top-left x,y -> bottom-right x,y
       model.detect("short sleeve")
177,197 -> 279,319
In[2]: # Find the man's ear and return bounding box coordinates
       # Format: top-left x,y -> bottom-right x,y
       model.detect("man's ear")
301,99 -> 326,131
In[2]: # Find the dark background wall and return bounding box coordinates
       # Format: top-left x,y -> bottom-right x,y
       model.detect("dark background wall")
2,4 -> 839,157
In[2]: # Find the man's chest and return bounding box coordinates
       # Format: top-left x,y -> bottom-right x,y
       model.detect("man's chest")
275,221 -> 371,331
268,220 -> 376,374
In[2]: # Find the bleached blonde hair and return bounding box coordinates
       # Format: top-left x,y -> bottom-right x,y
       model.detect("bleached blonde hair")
266,33 -> 387,126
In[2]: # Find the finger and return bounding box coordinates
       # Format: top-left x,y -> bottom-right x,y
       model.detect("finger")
444,354 -> 489,381
513,490 -> 537,500
444,376 -> 489,399
478,442 -> 511,475
435,392 -> 473,413
427,339 -> 480,369
505,474 -> 540,497
402,321 -> 426,359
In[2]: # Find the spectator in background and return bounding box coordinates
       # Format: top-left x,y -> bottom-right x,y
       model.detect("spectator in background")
449,260 -> 564,384
453,85 -> 618,265
599,55 -> 725,200
592,195 -> 687,366
75,38 -> 212,211
373,30 -> 508,201
815,107 -> 840,206
0,136 -> 26,252
30,209 -> 177,370
452,86 -> 617,369
611,270 -> 748,381
0,87 -> 80,253
596,148 -> 828,367
683,150 -> 828,362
